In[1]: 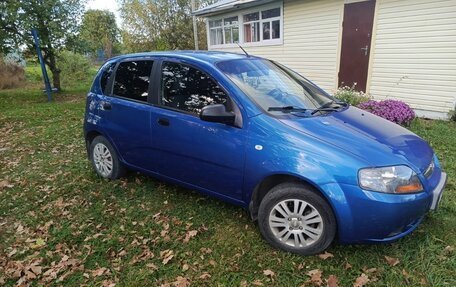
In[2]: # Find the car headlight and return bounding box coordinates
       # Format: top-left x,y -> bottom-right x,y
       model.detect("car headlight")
358,165 -> 423,194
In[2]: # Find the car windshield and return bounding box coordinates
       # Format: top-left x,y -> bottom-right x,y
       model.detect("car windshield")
217,58 -> 335,116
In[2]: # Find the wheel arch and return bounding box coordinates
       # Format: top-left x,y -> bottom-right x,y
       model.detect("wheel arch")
248,173 -> 336,223
84,129 -> 124,164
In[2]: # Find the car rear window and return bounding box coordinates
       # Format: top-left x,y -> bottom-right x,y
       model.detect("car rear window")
100,62 -> 116,95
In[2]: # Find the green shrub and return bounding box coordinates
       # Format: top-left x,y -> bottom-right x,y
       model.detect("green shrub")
57,50 -> 92,88
334,86 -> 371,106
0,56 -> 25,89
449,106 -> 456,122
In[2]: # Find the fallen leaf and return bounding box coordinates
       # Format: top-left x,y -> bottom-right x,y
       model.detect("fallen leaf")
182,264 -> 189,271
199,272 -> 211,280
160,249 -> 174,265
252,279 -> 264,286
0,180 -> 14,189
385,256 -> 400,266
30,238 -> 46,249
30,265 -> 42,275
353,273 -> 369,287
327,275 -> 339,287
146,263 -> 158,270
25,270 -> 36,280
92,267 -> 108,277
183,230 -> 198,243
318,251 -> 334,260
263,269 -> 275,278
363,267 -> 377,274
443,245 -> 454,254
345,262 -> 352,270
174,276 -> 190,287
7,248 -> 17,257
307,269 -> 323,286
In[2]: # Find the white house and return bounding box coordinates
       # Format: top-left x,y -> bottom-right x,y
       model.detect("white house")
194,0 -> 456,119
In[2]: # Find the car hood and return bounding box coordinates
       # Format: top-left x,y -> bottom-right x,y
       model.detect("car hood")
279,106 -> 433,173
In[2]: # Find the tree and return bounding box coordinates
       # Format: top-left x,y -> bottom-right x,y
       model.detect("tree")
119,0 -> 212,52
0,0 -> 84,90
79,9 -> 119,58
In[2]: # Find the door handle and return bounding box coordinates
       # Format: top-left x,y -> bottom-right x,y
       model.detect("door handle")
361,45 -> 369,56
102,101 -> 112,110
157,118 -> 170,126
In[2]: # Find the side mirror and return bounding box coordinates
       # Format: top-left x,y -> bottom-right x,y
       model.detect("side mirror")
200,104 -> 236,125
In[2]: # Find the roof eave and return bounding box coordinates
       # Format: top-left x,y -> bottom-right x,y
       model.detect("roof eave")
193,0 -> 275,17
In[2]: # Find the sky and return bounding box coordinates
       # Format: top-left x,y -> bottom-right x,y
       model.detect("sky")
85,0 -> 122,26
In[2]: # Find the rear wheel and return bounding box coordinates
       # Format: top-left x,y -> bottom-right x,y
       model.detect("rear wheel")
258,182 -> 336,255
90,136 -> 126,179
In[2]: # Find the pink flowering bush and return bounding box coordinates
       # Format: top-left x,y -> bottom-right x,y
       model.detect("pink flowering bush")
357,99 -> 415,126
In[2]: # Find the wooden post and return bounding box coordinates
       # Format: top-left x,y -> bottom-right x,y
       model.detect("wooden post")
192,0 -> 199,50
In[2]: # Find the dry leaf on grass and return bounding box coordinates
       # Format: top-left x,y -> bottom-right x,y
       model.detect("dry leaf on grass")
327,275 -> 339,287
160,250 -> 174,265
199,272 -> 211,280
384,256 -> 400,266
263,269 -> 275,278
0,180 -> 14,189
318,251 -> 334,260
307,269 -> 323,286
146,263 -> 158,271
353,273 -> 369,287
174,276 -> 190,287
183,230 -> 198,243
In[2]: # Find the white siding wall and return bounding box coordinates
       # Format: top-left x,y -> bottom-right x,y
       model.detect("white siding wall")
209,0 -> 344,92
369,0 -> 456,118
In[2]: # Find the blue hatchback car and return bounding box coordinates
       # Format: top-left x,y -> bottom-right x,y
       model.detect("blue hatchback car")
84,51 -> 447,255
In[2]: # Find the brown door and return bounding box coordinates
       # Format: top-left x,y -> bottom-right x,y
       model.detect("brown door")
338,0 -> 376,92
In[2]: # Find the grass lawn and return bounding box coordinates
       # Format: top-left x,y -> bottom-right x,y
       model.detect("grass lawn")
0,66 -> 455,287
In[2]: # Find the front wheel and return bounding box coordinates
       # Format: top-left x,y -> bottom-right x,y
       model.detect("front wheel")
258,182 -> 336,255
89,135 -> 126,179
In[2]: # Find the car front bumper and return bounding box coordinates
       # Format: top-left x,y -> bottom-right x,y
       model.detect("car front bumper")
321,171 -> 447,244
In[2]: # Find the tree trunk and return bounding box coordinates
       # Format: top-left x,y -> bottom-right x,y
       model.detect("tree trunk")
46,52 -> 61,90
50,68 -> 61,91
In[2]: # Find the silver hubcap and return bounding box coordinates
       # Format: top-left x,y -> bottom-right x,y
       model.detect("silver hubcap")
93,143 -> 113,177
269,199 -> 324,248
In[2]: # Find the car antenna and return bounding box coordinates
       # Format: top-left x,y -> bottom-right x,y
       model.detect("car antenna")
237,42 -> 249,57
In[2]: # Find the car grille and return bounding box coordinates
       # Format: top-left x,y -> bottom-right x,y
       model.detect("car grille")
423,160 -> 435,178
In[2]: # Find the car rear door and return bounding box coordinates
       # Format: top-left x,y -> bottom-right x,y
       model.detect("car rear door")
98,58 -> 159,172
149,59 -> 247,201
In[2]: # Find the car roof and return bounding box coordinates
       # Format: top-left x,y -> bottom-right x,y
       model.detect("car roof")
109,50 -> 259,64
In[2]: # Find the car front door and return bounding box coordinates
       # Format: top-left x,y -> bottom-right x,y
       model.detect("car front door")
98,58 -> 159,172
150,60 -> 247,201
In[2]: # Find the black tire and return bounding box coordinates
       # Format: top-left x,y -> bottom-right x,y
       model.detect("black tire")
258,182 -> 336,255
89,135 -> 126,180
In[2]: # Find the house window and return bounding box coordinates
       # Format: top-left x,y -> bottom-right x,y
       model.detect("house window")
208,5 -> 282,47
261,8 -> 281,40
209,19 -> 223,45
209,16 -> 239,46
243,12 -> 260,43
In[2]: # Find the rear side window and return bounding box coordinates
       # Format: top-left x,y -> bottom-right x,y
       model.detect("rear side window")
113,60 -> 154,102
100,62 -> 116,95
161,61 -> 230,114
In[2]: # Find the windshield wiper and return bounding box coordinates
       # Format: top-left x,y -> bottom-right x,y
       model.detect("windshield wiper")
310,100 -> 347,115
268,106 -> 308,113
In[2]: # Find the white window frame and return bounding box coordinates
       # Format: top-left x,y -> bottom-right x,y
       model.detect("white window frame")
208,19 -> 224,46
206,2 -> 284,49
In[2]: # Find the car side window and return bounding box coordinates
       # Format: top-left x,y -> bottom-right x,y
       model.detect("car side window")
161,61 -> 231,114
100,62 -> 116,95
113,60 -> 154,102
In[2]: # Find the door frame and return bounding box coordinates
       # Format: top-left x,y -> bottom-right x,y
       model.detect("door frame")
335,0 -> 379,93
